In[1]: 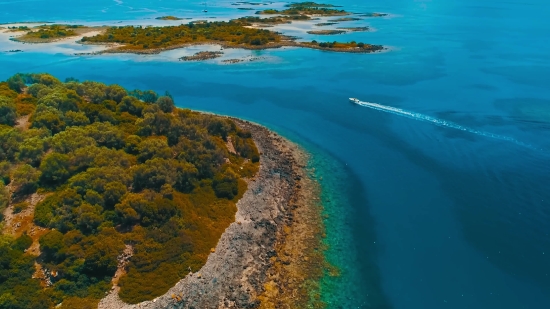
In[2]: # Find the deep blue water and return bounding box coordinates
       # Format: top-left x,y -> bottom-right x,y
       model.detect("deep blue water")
1,1 -> 549,308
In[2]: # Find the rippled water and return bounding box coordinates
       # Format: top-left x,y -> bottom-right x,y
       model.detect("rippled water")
1,0 -> 549,308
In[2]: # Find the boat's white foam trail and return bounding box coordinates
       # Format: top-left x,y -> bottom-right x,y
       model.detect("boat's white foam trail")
354,100 -> 535,149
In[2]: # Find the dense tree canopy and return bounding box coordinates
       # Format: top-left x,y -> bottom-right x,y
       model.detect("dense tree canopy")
0,73 -> 260,308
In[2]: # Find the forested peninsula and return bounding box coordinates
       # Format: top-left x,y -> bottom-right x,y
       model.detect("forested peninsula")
0,74 -> 327,309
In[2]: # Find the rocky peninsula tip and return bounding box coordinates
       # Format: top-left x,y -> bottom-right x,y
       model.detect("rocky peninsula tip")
99,119 -> 327,309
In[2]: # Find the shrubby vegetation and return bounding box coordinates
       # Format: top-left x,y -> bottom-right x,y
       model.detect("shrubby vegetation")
286,2 -> 339,8
12,25 -> 104,43
25,25 -> 78,39
359,12 -> 388,17
81,21 -> 283,50
155,16 -> 185,20
257,1 -> 347,16
0,234 -> 50,309
6,25 -> 30,31
0,73 -> 259,307
304,40 -> 384,52
11,25 -> 83,43
234,15 -> 312,25
77,2 -> 382,54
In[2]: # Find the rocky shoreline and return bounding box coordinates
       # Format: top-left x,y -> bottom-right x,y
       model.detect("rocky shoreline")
75,38 -> 384,56
98,120 -> 326,309
180,51 -> 224,61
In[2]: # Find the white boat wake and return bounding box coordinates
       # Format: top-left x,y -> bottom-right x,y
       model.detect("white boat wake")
349,98 -> 536,150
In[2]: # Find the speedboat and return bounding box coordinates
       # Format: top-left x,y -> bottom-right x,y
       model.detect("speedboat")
349,98 -> 361,104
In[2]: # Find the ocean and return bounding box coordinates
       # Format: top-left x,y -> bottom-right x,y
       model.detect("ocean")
1,0 -> 549,308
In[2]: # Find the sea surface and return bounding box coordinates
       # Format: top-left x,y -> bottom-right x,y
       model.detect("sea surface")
1,0 -> 549,308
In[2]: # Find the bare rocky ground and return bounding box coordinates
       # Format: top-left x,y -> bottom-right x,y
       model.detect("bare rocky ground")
99,119 -> 310,309
2,190 -> 48,253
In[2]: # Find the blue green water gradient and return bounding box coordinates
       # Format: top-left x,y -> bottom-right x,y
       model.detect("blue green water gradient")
1,1 -> 549,308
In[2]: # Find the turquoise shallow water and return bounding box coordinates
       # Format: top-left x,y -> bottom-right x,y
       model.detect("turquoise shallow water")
1,1 -> 550,308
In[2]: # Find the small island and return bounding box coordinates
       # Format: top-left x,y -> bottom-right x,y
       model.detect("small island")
80,21 -> 287,52
307,29 -> 346,35
257,2 -> 348,16
180,51 -> 223,61
9,24 -> 104,43
328,17 -> 363,22
155,16 -> 184,21
80,18 -> 383,54
337,26 -> 370,32
234,14 -> 312,25
233,1 -> 269,5
315,22 -> 338,26
303,40 -> 383,52
360,12 -> 388,17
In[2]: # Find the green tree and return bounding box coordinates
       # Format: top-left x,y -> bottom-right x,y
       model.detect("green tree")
133,158 -> 198,192
0,127 -> 22,161
69,166 -> 132,195
115,195 -> 142,225
97,109 -> 118,124
137,138 -> 172,162
101,99 -> 117,111
173,136 -> 225,178
6,74 -> 26,92
26,83 -> 49,98
84,190 -> 104,207
233,133 -> 260,162
76,81 -> 107,104
0,161 -> 11,184
124,135 -> 141,154
18,137 -> 48,166
0,181 -> 9,220
40,153 -> 70,184
83,229 -> 124,275
132,158 -> 178,191
117,96 -> 144,116
213,167 -> 239,199
34,73 -> 61,87
32,105 -> 65,134
207,118 -> 233,140
0,96 -> 17,126
58,297 -> 99,309
13,234 -> 32,251
50,127 -> 96,153
106,84 -> 127,103
156,96 -> 174,113
37,88 -> 80,113
103,182 -> 127,209
12,164 -> 41,196
86,122 -> 125,149
0,292 -> 18,308
39,230 -> 65,261
75,203 -> 103,233
135,110 -> 172,136
88,147 -> 133,169
64,111 -> 90,127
